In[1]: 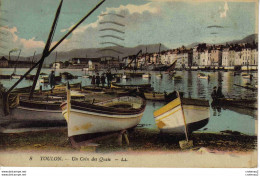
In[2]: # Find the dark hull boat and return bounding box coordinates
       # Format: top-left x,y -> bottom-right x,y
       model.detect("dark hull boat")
111,82 -> 153,91
212,98 -> 257,110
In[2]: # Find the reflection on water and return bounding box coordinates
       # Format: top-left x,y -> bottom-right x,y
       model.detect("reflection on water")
0,68 -> 257,135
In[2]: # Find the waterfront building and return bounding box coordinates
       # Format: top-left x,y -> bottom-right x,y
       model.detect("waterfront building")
192,46 -> 199,66
211,47 -> 222,66
192,43 -> 207,66
234,48 -> 242,66
222,48 -> 235,67
241,47 -> 251,66
251,48 -> 258,65
200,49 -> 211,66
175,49 -> 193,69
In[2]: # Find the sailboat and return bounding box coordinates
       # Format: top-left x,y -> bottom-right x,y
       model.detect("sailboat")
2,0 -> 107,120
11,50 -> 22,79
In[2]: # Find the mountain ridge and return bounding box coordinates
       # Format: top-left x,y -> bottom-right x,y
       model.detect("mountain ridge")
2,34 -> 257,65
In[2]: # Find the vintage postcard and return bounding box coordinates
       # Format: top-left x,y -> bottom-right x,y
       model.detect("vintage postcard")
0,0 -> 258,169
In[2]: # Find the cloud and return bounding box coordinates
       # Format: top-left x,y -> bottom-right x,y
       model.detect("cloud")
0,2 -> 161,56
0,26 -> 45,55
55,3 -> 161,52
220,2 -> 229,18
20,37 -> 45,49
104,3 -> 160,15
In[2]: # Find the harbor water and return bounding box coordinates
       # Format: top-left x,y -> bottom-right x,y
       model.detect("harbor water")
0,68 -> 257,135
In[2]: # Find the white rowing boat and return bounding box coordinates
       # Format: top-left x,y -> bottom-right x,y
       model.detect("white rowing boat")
197,73 -> 210,80
142,73 -> 151,78
154,93 -> 210,134
61,88 -> 146,138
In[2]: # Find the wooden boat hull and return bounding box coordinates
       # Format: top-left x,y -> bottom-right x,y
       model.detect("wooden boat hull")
61,96 -> 146,137
11,75 -> 22,79
242,75 -> 252,79
142,74 -> 151,78
154,97 -> 210,134
63,108 -> 143,137
144,92 -> 165,101
156,74 -> 162,78
122,75 -> 130,79
198,75 -> 209,79
9,96 -> 63,121
212,98 -> 257,110
111,82 -> 152,89
11,106 -> 63,121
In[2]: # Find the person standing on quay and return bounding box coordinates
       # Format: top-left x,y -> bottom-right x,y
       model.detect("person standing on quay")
91,74 -> 96,86
101,73 -> 106,87
106,71 -> 112,88
49,70 -> 55,89
96,73 -> 100,87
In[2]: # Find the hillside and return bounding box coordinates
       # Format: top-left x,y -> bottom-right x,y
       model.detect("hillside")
3,44 -> 168,65
186,34 -> 258,48
2,34 -> 257,65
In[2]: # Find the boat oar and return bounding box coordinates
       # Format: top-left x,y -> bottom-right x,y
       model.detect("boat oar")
178,91 -> 193,149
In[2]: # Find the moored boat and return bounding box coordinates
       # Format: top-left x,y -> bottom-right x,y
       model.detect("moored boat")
212,98 -> 257,110
144,92 -> 166,101
198,73 -> 210,79
197,73 -> 210,79
142,73 -> 151,78
11,74 -> 22,79
172,75 -> 182,80
241,73 -> 253,79
156,73 -> 162,78
143,91 -> 183,102
61,95 -> 146,138
111,82 -> 152,90
40,76 -> 49,83
122,74 -> 130,79
9,95 -> 64,122
153,93 -> 210,134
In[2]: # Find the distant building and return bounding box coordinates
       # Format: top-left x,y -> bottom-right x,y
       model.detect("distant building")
234,48 -> 242,66
70,57 -> 121,70
251,48 -> 258,65
241,47 -> 251,66
211,48 -> 222,66
192,47 -> 200,66
192,43 -> 207,66
200,49 -> 211,66
52,61 -> 64,69
175,49 -> 193,69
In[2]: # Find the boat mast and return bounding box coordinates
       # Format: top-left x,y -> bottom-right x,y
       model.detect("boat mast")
31,51 -> 36,67
12,49 -> 21,75
6,0 -> 106,95
29,0 -> 63,99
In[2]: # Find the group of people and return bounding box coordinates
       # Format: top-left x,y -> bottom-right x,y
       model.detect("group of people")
91,71 -> 113,87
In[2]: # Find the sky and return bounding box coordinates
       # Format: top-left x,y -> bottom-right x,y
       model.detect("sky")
0,0 -> 258,56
